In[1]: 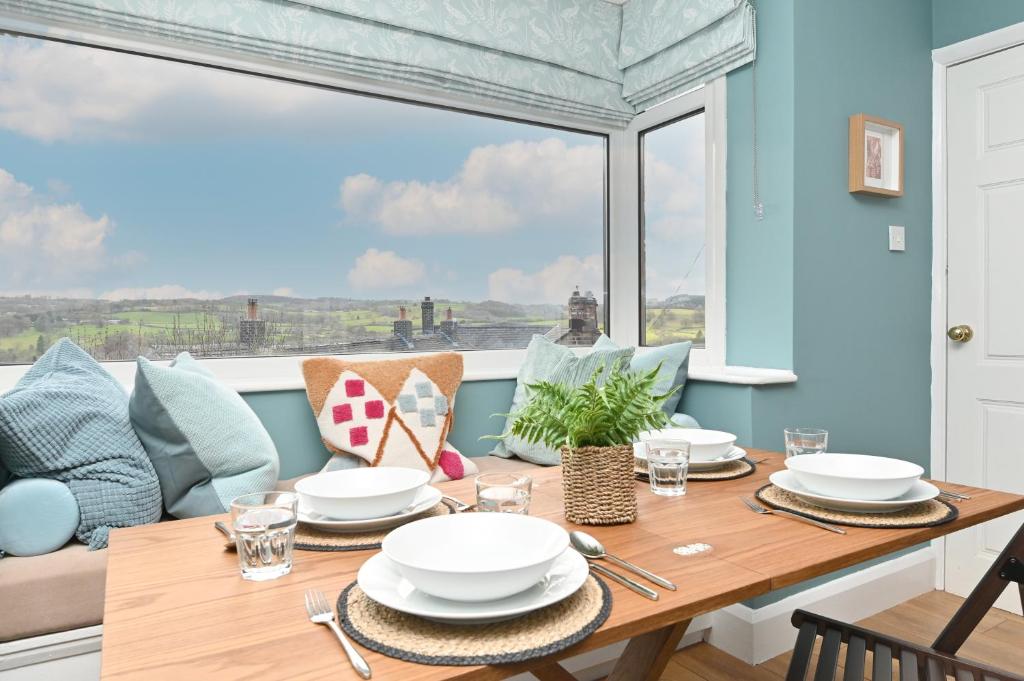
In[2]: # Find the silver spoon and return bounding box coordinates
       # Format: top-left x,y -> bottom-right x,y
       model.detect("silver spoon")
569,531 -> 677,591
214,520 -> 237,551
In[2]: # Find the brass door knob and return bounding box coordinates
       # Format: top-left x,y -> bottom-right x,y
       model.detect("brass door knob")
947,325 -> 974,343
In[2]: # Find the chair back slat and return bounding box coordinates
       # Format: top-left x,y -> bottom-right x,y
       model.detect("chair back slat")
814,628 -> 843,681
874,642 -> 894,681
787,620 -> 819,681
954,668 -> 976,681
900,649 -> 922,681
843,634 -> 867,681
926,658 -> 945,680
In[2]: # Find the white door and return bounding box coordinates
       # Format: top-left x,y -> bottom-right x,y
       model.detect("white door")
945,43 -> 1024,615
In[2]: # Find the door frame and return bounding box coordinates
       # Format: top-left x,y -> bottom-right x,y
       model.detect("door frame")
930,20 -> 1024,591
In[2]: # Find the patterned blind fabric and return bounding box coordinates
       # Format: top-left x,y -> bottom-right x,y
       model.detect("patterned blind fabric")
0,0 -> 755,123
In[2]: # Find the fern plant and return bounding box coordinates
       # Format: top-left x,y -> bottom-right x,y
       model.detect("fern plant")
494,359 -> 677,450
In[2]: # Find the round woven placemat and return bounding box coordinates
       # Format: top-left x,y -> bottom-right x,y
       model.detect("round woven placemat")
635,458 -> 755,482
754,484 -> 959,529
337,574 -> 611,666
295,502 -> 453,552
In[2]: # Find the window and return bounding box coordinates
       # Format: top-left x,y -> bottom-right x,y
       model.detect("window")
0,35 -> 606,365
639,111 -> 707,348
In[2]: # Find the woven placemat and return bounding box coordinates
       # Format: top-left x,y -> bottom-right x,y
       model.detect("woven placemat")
295,502 -> 453,552
755,484 -> 959,529
635,458 -> 755,482
337,574 -> 611,666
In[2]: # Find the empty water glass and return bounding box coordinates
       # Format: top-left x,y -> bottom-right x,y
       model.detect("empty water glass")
231,491 -> 297,582
646,439 -> 691,497
475,473 -> 532,514
784,428 -> 828,458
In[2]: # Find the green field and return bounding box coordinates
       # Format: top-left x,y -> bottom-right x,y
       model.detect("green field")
644,307 -> 705,347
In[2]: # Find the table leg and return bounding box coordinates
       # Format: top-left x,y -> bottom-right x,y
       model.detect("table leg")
605,619 -> 691,681
530,663 -> 579,681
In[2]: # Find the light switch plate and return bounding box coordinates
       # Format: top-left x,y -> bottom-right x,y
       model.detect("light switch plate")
889,225 -> 905,252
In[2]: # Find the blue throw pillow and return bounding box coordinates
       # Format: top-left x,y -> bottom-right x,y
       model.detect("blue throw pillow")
0,478 -> 80,557
593,335 -> 691,415
0,338 -> 162,549
129,353 -> 280,518
491,335 -> 635,466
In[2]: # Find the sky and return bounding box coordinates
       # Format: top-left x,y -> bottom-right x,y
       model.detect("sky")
0,35 -> 704,305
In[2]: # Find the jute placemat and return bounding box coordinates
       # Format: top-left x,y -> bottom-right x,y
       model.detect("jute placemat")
635,458 -> 755,482
337,574 -> 611,666
295,502 -> 453,552
755,484 -> 959,529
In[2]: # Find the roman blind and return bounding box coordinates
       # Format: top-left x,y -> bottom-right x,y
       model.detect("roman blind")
619,0 -> 756,111
0,0 -> 755,124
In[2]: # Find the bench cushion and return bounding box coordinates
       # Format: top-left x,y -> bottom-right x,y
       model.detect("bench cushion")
0,542 -> 107,642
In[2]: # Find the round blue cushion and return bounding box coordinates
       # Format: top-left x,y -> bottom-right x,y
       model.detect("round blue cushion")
0,479 -> 80,556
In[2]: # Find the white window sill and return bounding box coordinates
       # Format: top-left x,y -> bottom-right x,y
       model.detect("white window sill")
0,350 -> 796,394
686,365 -> 797,385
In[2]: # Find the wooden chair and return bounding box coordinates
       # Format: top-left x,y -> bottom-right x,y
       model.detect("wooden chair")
786,521 -> 1024,681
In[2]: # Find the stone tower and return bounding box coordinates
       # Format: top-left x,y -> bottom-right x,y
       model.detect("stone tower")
421,296 -> 434,335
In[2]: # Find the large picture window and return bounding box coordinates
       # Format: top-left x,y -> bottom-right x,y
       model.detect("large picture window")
639,111 -> 706,349
0,35 -> 606,365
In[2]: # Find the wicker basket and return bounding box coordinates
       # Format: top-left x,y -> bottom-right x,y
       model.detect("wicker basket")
560,444 -> 637,525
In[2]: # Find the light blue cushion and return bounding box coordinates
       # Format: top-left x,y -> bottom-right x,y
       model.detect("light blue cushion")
130,353 -> 280,518
0,478 -> 79,557
669,413 -> 701,429
593,335 -> 692,415
0,338 -> 162,549
492,335 -> 635,466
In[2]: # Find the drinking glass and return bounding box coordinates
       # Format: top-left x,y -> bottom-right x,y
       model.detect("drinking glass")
230,491 -> 298,582
645,439 -> 691,497
475,473 -> 532,514
784,428 -> 829,458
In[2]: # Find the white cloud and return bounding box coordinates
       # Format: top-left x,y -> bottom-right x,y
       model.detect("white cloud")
488,254 -> 602,305
346,248 -> 426,292
0,36 -> 459,143
272,287 -> 296,297
98,284 -> 224,301
339,138 -> 603,235
0,168 -> 117,284
643,152 -> 704,242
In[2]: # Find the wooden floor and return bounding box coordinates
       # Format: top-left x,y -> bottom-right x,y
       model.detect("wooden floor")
660,591 -> 1024,680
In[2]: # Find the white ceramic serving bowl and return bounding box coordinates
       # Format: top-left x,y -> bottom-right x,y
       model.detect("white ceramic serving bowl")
637,428 -> 737,462
381,513 -> 570,602
784,453 -> 924,501
294,467 -> 430,520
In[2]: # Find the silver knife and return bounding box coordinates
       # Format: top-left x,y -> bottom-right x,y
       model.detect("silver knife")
588,562 -> 660,600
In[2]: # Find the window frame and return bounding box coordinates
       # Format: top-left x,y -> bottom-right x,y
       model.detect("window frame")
609,81 -> 727,368
0,12 -> 726,392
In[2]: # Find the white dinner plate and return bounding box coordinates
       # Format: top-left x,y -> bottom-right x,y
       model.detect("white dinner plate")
634,445 -> 747,471
357,548 -> 589,624
769,470 -> 939,513
297,486 -> 442,532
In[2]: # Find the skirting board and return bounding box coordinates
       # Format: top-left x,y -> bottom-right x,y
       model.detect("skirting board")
708,546 -> 936,665
0,548 -> 934,680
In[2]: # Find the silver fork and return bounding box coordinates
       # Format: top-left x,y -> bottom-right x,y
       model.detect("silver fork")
740,497 -> 846,535
305,589 -> 372,679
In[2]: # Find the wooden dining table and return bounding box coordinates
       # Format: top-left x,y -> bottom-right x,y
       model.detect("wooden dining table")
99,450 -> 1024,681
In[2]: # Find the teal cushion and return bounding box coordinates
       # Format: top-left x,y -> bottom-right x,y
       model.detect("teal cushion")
492,335 -> 635,466
0,478 -> 79,556
0,338 -> 162,549
669,413 -> 701,429
130,353 -> 280,518
593,336 -> 692,415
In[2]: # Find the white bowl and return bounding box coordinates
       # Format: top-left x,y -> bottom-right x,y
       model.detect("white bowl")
638,428 -> 737,462
784,453 -> 924,501
294,467 -> 430,520
382,513 -> 569,602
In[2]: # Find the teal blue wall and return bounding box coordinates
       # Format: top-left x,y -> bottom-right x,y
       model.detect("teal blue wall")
932,0 -> 1024,47
724,0 -> 795,369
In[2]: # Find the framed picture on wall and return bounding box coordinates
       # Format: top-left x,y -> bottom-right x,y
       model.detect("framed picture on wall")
849,113 -> 903,197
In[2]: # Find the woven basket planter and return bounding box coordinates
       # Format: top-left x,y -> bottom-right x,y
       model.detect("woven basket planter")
560,444 -> 637,525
